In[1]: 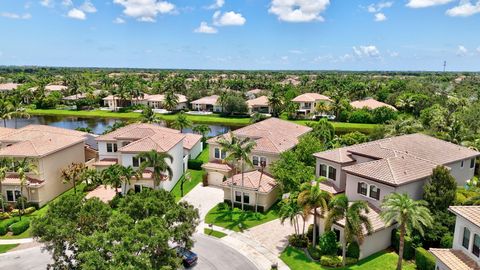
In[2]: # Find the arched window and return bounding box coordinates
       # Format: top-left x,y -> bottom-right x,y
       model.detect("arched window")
357,182 -> 368,196
369,185 -> 380,200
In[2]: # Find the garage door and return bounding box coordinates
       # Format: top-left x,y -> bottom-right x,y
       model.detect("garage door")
208,172 -> 225,186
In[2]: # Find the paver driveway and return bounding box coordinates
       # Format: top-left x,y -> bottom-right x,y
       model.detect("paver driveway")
181,183 -> 224,220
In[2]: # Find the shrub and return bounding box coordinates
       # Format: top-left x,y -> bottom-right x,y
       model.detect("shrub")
392,229 -> 415,260
307,224 -> 320,243
10,209 -> 20,216
318,231 -> 338,256
24,207 -> 36,215
320,255 -> 342,267
346,257 -> 358,265
307,244 -> 322,260
415,247 -> 436,270
348,109 -> 373,124
188,159 -> 203,170
15,197 -> 28,210
0,217 -> 20,235
217,202 -> 229,210
0,212 -> 11,220
108,194 -> 123,209
440,233 -> 453,248
346,241 -> 360,259
10,219 -> 30,235
288,234 -> 308,248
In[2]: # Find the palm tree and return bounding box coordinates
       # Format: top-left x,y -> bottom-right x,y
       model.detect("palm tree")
171,111 -> 192,132
0,99 -> 14,127
268,88 -> 283,117
137,150 -> 174,189
0,158 -> 13,212
163,91 -> 179,111
192,124 -> 211,142
13,158 -> 38,220
297,178 -> 332,247
325,195 -> 373,266
381,193 -> 433,270
102,165 -> 137,194
279,195 -> 305,236
140,106 -> 160,124
218,132 -> 256,210
61,163 -> 86,194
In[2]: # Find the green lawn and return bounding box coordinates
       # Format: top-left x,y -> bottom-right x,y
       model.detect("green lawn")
204,228 -> 227,238
280,247 -> 416,270
0,244 -> 19,254
204,203 -> 280,232
170,170 -> 204,202
196,147 -> 210,163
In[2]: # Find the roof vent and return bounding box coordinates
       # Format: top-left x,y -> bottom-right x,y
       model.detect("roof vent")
404,170 -> 408,175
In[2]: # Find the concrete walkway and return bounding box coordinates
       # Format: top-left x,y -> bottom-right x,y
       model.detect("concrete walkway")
0,238 -> 34,245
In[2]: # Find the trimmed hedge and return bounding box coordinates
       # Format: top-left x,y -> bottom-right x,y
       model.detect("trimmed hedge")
10,219 -> 30,235
0,217 -> 20,236
307,244 -> 322,260
346,241 -> 360,259
320,255 -> 342,267
318,231 -> 338,256
415,247 -> 436,270
392,229 -> 415,260
188,159 -> 204,170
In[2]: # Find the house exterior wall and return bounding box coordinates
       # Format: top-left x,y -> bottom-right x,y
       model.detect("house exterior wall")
223,186 -> 279,211
208,143 -> 280,172
315,158 -> 347,191
452,215 -> 480,265
185,141 -> 203,160
446,159 -> 476,186
97,141 -> 120,160
359,226 -> 396,259
345,174 -> 396,209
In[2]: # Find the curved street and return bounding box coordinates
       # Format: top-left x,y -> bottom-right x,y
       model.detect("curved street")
0,234 -> 258,270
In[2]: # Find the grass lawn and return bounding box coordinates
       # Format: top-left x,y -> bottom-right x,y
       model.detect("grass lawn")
170,170 -> 204,202
204,203 -> 280,232
280,247 -> 416,270
196,147 -> 210,163
204,228 -> 227,238
0,244 -> 19,254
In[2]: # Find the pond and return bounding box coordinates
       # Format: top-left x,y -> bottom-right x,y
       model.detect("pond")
2,116 -> 234,137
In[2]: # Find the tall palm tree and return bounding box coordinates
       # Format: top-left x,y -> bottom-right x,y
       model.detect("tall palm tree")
102,165 -> 138,194
192,124 -> 211,143
279,196 -> 304,236
140,107 -> 160,124
325,195 -> 373,266
218,132 -> 256,210
268,88 -> 283,117
61,163 -> 86,194
0,158 -> 13,212
0,99 -> 14,127
171,111 -> 192,132
163,91 -> 179,111
297,178 -> 332,247
137,150 -> 174,189
13,158 -> 38,220
381,193 -> 433,270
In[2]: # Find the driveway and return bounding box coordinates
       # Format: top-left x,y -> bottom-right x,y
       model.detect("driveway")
181,183 -> 224,221
0,234 -> 257,270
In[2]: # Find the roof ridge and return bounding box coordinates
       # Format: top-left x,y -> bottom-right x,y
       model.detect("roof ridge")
385,158 -> 396,184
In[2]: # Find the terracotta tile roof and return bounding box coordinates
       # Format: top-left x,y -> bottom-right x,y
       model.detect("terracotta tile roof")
0,83 -> 21,91
96,123 -> 179,141
145,94 -> 187,103
343,154 -> 439,186
430,249 -> 480,270
92,158 -> 118,167
119,132 -> 184,153
449,206 -> 480,228
183,133 -> 202,150
319,181 -> 345,195
247,96 -> 269,108
102,95 -> 122,101
292,93 -> 332,103
191,95 -> 219,105
350,98 -> 397,111
45,85 -> 67,91
223,170 -> 278,193
334,203 -> 388,234
208,118 -> 311,155
202,161 -> 233,172
247,89 -> 264,95
3,173 -> 45,187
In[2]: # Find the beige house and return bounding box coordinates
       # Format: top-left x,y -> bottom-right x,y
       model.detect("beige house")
204,118 -> 311,209
246,96 -> 272,115
313,133 -> 480,259
431,206 -> 480,270
350,98 -> 397,111
292,93 -> 332,116
0,83 -> 21,92
131,94 -> 188,111
0,125 -> 95,207
190,95 -> 222,112
94,123 -> 202,193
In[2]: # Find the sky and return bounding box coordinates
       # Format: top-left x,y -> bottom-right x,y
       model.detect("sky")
0,0 -> 479,71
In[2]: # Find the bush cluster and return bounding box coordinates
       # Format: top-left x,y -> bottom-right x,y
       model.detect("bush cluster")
187,159 -> 204,170
288,234 -> 308,248
10,219 -> 30,235
415,247 -> 436,270
392,229 -> 415,260
346,241 -> 360,259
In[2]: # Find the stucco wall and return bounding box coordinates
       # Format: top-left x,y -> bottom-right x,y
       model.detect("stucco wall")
446,159 -> 476,186
315,158 -> 346,191
223,186 -> 278,210
186,141 -> 203,160
97,141 -> 120,160
359,226 -> 396,259
452,215 -> 480,265
345,174 -> 395,208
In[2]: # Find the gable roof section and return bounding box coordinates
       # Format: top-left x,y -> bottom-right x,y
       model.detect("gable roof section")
119,132 -> 184,153
292,93 -> 332,103
183,133 -> 202,150
223,170 -> 277,193
246,96 -> 269,108
191,95 -> 219,105
96,123 -> 179,141
450,206 -> 480,228
430,249 -> 480,270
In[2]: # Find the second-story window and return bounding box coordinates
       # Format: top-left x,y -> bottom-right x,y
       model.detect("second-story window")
252,156 -> 267,166
369,185 -> 380,200
463,227 -> 471,249
357,182 -> 368,196
132,157 -> 146,168
214,148 -> 227,159
107,143 -> 118,153
471,158 -> 476,169
473,234 -> 480,257
328,167 -> 337,181
319,164 -> 327,177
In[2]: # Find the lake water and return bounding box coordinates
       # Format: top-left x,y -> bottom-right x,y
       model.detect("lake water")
2,116 -> 233,137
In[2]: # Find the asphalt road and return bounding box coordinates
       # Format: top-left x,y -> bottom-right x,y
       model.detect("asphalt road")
0,234 -> 258,270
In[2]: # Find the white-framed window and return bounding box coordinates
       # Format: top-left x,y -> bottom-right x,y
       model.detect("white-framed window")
243,193 -> 250,204
463,227 -> 471,249
369,185 -> 380,200
318,164 -> 337,181
328,166 -> 337,181
6,190 -> 21,202
357,182 -> 381,201
235,191 -> 242,203
357,182 -> 368,196
473,234 -> 480,257
252,155 -> 267,167
319,164 -> 328,177
107,143 -> 118,153
132,157 -> 147,168
214,148 -> 227,159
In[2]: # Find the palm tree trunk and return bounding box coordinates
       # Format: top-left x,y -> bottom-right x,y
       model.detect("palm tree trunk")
302,215 -> 306,235
3,119 -> 6,128
342,233 -> 347,267
397,223 -> 406,270
313,207 -> 317,246
241,158 -> 244,211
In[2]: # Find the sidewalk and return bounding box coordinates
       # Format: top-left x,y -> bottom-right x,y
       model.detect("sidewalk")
0,238 -> 34,245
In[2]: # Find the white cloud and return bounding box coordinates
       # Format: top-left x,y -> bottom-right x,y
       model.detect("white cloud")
194,21 -> 218,34
40,0 -> 53,7
113,0 -> 175,22
281,56 -> 289,61
80,0 -> 97,13
62,0 -> 73,7
406,0 -> 455,8
0,12 -> 32,19
374,12 -> 387,21
353,45 -> 381,57
456,45 -> 468,56
206,0 -> 225,10
67,8 -> 86,20
367,1 -> 393,12
113,17 -> 126,24
213,11 -> 246,26
446,1 -> 480,17
269,0 -> 330,23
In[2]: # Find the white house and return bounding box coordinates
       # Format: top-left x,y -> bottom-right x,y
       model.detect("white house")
190,95 -> 223,112
292,93 -> 332,116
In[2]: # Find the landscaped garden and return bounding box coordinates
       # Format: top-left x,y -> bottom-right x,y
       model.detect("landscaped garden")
170,169 -> 204,202
204,202 -> 280,232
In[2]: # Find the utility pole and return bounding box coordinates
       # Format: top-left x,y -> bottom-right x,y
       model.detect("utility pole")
443,61 -> 447,72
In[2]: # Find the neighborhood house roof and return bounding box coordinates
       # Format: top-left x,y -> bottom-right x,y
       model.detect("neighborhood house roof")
142,94 -> 187,103
191,95 -> 219,105
430,249 -> 480,270
247,89 -> 264,95
96,123 -> 179,141
223,170 -> 277,193
183,133 -> 202,150
119,132 -> 185,153
292,93 -> 332,103
208,118 -> 312,155
202,161 -> 233,172
0,83 -> 21,91
350,98 -> 397,111
246,96 -> 269,108
449,206 -> 480,228
334,203 -> 388,234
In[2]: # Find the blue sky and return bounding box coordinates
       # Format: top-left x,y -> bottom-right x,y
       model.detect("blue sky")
0,0 -> 479,71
